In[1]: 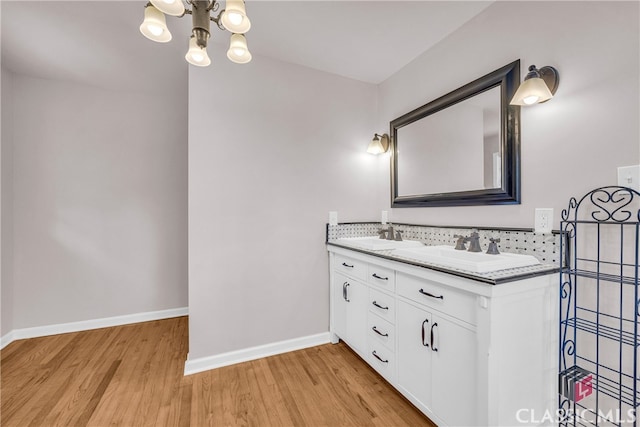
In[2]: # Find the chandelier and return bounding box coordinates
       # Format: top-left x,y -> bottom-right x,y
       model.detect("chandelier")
139,0 -> 252,67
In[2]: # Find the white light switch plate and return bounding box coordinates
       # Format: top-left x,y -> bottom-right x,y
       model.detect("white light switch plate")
618,165 -> 640,192
329,211 -> 338,226
535,208 -> 553,234
381,210 -> 388,225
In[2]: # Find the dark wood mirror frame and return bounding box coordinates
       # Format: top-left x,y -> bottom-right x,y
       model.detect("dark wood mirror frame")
390,60 -> 521,207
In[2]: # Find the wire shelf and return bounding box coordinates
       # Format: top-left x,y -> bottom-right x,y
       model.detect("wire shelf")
559,186 -> 640,427
562,317 -> 640,347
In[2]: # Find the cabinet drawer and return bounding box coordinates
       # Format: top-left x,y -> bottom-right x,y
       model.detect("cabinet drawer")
397,272 -> 476,325
334,254 -> 366,281
369,288 -> 395,323
367,265 -> 395,291
368,313 -> 395,352
367,342 -> 395,383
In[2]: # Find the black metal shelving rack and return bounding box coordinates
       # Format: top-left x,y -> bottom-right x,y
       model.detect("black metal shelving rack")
560,186 -> 640,426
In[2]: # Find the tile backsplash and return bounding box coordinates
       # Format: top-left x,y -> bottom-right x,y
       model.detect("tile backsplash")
327,222 -> 562,265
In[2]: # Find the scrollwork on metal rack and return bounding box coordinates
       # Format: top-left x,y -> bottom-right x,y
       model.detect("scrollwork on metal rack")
561,186 -> 640,223
560,275 -> 574,370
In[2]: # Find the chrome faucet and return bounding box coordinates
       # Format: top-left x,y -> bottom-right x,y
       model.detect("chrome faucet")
467,231 -> 482,253
379,224 -> 403,241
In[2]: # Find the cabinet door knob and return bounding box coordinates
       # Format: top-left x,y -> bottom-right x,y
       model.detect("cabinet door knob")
341,262 -> 354,268
372,301 -> 389,310
372,350 -> 389,363
431,322 -> 439,352
419,288 -> 444,300
421,319 -> 430,347
372,326 -> 389,337
372,273 -> 389,281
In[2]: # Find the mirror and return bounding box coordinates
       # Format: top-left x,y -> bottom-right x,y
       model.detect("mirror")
391,60 -> 521,207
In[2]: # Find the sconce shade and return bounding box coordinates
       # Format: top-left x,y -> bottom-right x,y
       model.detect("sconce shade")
150,0 -> 185,17
221,0 -> 251,34
367,133 -> 390,154
140,5 -> 172,43
510,65 -> 559,105
227,34 -> 252,63
185,37 -> 211,66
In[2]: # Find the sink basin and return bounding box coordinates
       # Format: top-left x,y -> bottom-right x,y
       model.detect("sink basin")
334,237 -> 424,251
391,245 -> 540,273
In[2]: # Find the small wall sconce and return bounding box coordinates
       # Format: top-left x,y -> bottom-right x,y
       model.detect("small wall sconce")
510,65 -> 559,105
367,133 -> 390,154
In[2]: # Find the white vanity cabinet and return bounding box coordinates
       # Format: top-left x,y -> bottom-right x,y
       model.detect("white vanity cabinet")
328,245 -> 558,427
331,255 -> 369,356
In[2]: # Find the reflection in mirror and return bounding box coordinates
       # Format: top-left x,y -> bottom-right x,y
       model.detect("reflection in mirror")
391,60 -> 521,207
397,86 -> 501,195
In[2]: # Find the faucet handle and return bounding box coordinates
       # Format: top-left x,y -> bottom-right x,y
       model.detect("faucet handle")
378,229 -> 387,240
394,230 -> 403,242
486,238 -> 501,255
453,234 -> 468,250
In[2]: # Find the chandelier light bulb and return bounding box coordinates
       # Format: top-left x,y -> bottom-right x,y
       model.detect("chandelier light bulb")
148,25 -> 164,36
150,0 -> 185,17
185,37 -> 211,67
227,12 -> 243,26
226,34 -> 252,64
140,5 -> 172,43
221,0 -> 251,34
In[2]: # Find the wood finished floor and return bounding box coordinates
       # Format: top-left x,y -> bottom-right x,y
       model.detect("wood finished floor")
1,317 -> 435,427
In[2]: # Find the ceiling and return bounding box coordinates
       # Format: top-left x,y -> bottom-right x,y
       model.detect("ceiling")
1,1 -> 493,88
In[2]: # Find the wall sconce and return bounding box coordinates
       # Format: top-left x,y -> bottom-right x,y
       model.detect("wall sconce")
510,65 -> 559,105
367,133 -> 390,155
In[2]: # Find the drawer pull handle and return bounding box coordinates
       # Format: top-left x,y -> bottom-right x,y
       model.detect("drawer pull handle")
341,262 -> 354,268
342,282 -> 350,302
431,322 -> 439,352
372,350 -> 389,363
372,273 -> 389,281
372,301 -> 389,310
419,288 -> 444,300
372,326 -> 389,337
421,319 -> 429,347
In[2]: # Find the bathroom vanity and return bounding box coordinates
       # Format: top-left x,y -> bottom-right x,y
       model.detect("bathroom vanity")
327,224 -> 559,426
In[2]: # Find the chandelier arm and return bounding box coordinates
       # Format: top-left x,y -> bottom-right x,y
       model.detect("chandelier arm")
210,12 -> 225,30
207,0 -> 219,13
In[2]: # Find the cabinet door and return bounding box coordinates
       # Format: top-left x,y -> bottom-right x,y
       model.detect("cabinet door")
332,273 -> 349,340
431,315 -> 477,427
345,279 -> 368,355
397,300 -> 432,411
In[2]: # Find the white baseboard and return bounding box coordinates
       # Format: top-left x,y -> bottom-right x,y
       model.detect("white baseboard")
184,332 -> 331,376
0,330 -> 16,350
0,307 -> 188,350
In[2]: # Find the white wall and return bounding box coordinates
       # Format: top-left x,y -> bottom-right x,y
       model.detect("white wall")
4,72 -> 189,330
1,67 -> 14,337
188,45 -> 379,359
377,1 -> 640,227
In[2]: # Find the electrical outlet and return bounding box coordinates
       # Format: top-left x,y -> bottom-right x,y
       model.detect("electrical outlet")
618,165 -> 640,192
535,208 -> 553,234
329,211 -> 338,226
381,210 -> 388,224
